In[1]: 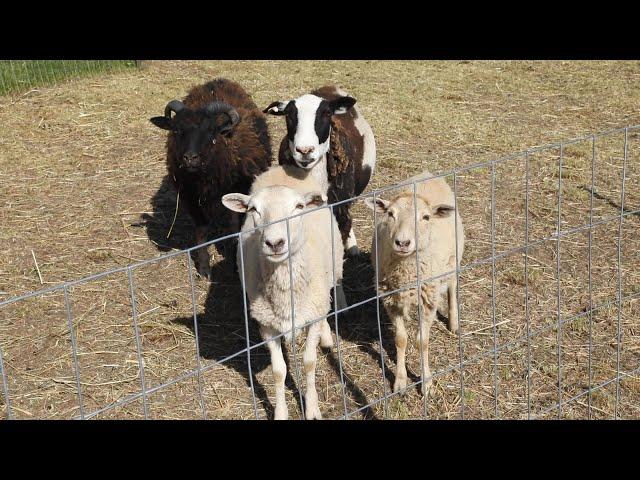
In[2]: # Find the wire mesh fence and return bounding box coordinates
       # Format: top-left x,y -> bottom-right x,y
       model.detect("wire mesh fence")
0,60 -> 139,96
0,125 -> 638,420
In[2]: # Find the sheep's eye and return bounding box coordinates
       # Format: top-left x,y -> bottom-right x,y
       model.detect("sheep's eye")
423,214 -> 430,221
388,211 -> 394,218
247,206 -> 256,213
295,203 -> 304,210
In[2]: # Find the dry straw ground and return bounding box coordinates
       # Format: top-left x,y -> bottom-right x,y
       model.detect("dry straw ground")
1,60 -> 639,420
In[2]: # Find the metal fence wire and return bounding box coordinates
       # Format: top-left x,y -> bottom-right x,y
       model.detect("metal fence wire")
0,125 -> 638,420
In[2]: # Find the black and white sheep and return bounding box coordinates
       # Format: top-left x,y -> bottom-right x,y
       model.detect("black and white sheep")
150,78 -> 272,279
263,85 -> 376,256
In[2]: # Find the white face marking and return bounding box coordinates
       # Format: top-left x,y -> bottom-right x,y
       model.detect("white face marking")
289,94 -> 329,169
345,227 -> 360,256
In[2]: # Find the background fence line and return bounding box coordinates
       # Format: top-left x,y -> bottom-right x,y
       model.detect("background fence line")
0,60 -> 138,97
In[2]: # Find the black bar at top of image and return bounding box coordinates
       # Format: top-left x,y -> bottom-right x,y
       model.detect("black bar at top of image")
3,11 -> 639,60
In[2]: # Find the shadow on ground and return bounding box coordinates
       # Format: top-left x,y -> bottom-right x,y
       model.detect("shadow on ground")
135,175 -> 231,257
168,250 -> 384,419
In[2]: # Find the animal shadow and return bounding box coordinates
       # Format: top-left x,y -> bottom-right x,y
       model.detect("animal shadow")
579,185 -> 640,220
135,175 -> 230,258
170,255 -> 280,419
170,253 -> 377,420
338,253 -> 408,391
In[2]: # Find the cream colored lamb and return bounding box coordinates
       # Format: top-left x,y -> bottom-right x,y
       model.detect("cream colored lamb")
222,165 -> 345,420
365,171 -> 464,397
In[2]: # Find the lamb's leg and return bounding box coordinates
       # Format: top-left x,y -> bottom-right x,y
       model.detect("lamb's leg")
320,318 -> 333,348
193,224 -> 211,280
417,307 -> 437,397
303,322 -> 323,419
345,226 -> 360,256
336,206 -> 359,257
261,327 -> 288,420
392,311 -> 409,394
447,278 -> 459,335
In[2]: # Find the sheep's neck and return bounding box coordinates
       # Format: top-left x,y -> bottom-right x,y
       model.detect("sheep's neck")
284,147 -> 329,194
260,244 -> 310,289
309,154 -> 329,194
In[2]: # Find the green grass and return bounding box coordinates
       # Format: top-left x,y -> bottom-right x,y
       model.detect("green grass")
0,60 -> 137,96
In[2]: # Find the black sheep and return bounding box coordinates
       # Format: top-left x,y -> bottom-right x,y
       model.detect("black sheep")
150,79 -> 272,279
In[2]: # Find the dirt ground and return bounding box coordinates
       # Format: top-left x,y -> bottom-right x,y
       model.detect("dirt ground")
1,60 -> 639,420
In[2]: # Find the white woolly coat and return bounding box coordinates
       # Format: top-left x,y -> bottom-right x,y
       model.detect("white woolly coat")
371,172 -> 465,314
238,165 -> 344,335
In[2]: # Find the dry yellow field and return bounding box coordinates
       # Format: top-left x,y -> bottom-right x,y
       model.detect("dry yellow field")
0,60 -> 639,419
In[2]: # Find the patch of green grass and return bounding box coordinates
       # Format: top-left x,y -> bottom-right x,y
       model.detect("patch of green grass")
388,396 -> 413,419
566,315 -> 590,334
464,389 -> 476,402
0,60 -> 137,96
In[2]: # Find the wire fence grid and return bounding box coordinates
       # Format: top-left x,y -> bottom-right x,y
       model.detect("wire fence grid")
0,60 -> 140,97
0,124 -> 638,420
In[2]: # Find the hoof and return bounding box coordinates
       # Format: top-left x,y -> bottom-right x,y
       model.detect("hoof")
305,406 -> 323,420
448,323 -> 458,336
421,379 -> 433,397
274,406 -> 289,420
393,377 -> 408,394
320,331 -> 334,349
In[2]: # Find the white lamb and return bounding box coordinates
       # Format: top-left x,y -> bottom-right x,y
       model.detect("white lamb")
222,165 -> 345,420
364,171 -> 464,397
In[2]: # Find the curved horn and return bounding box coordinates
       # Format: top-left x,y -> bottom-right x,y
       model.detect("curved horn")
164,100 -> 186,118
205,102 -> 240,130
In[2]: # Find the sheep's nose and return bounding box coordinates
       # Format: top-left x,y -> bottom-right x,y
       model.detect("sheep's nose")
395,239 -> 411,248
296,146 -> 315,155
183,152 -> 200,164
265,239 -> 285,253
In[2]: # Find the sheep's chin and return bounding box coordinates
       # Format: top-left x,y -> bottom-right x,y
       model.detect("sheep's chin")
180,164 -> 202,173
264,251 -> 290,263
393,248 -> 415,258
293,156 -> 321,170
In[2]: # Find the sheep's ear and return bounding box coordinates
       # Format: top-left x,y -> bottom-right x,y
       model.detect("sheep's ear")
150,116 -> 174,131
304,192 -> 327,208
222,193 -> 251,213
433,204 -> 455,218
364,197 -> 390,213
263,101 -> 290,115
329,96 -> 356,115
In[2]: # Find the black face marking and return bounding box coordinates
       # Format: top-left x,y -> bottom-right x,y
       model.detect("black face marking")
314,100 -> 333,144
284,102 -> 298,142
168,110 -> 222,168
